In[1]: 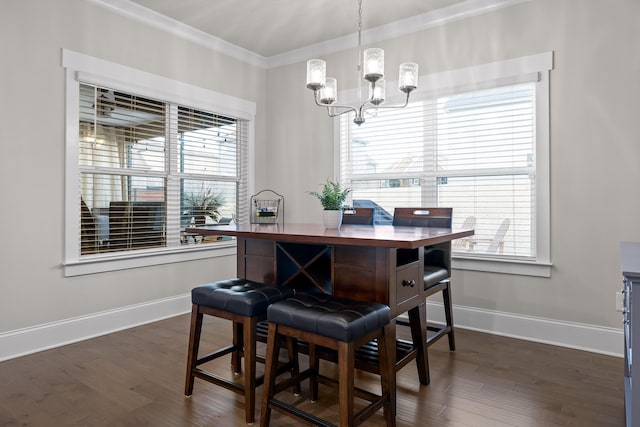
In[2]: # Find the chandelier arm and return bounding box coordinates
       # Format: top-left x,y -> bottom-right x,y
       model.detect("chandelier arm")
358,99 -> 376,117
312,90 -> 358,116
364,92 -> 411,112
326,106 -> 357,118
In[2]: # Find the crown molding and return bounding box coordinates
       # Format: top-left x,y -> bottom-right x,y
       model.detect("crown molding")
88,0 -> 530,70
266,0 -> 531,68
87,0 -> 269,68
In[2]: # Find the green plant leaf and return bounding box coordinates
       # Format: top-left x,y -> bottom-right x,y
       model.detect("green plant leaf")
308,180 -> 350,210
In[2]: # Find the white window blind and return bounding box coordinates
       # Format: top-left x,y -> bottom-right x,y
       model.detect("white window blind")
78,83 -> 247,256
340,82 -> 537,260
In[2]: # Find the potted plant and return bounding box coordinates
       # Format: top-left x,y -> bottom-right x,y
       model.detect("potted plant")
309,180 -> 350,228
183,188 -> 225,226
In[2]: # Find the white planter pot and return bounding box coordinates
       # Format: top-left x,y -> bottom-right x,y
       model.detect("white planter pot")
322,210 -> 343,229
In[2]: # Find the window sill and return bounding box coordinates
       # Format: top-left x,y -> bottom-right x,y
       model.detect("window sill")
64,240 -> 237,277
452,254 -> 551,277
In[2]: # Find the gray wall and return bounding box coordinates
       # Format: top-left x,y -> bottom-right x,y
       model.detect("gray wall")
0,0 -> 266,332
0,0 -> 639,353
265,0 -> 640,331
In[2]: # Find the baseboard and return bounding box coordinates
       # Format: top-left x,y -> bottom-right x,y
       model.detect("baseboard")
425,301 -> 624,357
0,296 -> 623,362
0,294 -> 191,362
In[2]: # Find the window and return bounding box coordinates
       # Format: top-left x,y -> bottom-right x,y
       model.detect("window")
338,53 -> 552,276
63,50 -> 255,276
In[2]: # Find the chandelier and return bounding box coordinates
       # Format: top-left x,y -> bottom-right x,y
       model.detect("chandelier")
305,0 -> 419,126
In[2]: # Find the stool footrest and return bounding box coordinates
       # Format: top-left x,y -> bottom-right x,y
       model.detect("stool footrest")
192,355 -> 297,393
192,368 -> 246,394
272,368 -> 313,395
258,320 -> 414,371
269,399 -> 335,427
426,324 -> 453,347
268,372 -> 387,427
195,344 -> 237,366
315,374 -> 385,405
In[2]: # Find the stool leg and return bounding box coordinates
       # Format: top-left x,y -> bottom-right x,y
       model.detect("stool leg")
338,340 -> 356,427
243,316 -> 258,424
286,337 -> 302,396
260,322 -> 281,427
378,324 -> 395,427
232,321 -> 243,374
185,304 -> 203,396
442,285 -> 456,351
309,343 -> 319,402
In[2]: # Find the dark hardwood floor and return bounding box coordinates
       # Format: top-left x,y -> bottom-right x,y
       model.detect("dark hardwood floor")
0,314 -> 624,426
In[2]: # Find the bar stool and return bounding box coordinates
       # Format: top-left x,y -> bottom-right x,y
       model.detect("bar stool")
393,208 -> 456,349
260,293 -> 394,427
184,278 -> 296,424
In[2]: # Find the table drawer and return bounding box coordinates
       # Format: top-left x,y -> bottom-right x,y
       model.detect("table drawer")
396,262 -> 421,310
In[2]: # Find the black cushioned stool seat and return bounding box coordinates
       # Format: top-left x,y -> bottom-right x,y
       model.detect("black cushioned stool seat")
260,293 -> 395,427
191,278 -> 295,316
185,278 -> 297,425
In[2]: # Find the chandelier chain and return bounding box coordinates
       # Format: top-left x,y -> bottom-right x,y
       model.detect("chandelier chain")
357,0 -> 362,73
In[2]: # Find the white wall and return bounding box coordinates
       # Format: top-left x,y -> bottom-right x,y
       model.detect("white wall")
1,0 -> 639,359
265,0 -> 640,344
0,0 -> 267,352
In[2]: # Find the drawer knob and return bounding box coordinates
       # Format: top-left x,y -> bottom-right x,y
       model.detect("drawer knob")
402,279 -> 416,288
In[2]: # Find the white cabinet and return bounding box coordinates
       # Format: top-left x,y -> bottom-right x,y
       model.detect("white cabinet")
620,242 -> 640,427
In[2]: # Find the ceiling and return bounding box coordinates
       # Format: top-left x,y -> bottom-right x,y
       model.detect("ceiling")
127,0 -> 470,58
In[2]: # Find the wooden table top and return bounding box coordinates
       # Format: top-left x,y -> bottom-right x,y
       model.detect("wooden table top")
186,223 -> 474,249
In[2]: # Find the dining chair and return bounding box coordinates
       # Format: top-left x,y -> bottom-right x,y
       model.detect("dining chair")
342,207 -> 374,225
392,207 -> 456,354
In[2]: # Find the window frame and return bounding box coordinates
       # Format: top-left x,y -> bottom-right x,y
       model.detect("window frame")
334,52 -> 553,277
62,49 -> 256,276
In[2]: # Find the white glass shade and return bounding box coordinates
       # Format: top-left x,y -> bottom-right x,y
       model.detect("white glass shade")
398,62 -> 418,93
363,48 -> 384,82
306,59 -> 326,90
319,78 -> 337,104
369,79 -> 385,106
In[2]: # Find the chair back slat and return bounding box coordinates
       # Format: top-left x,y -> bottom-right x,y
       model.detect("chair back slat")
342,207 -> 374,225
392,207 -> 453,228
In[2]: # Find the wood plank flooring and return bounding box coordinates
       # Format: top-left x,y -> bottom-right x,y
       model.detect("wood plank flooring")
0,314 -> 624,426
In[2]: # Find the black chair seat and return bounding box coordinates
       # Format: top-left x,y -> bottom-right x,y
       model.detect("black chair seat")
424,265 -> 450,289
267,293 -> 390,342
191,278 -> 294,317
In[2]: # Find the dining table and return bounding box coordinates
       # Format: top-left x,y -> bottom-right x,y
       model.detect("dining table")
187,222 -> 474,411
